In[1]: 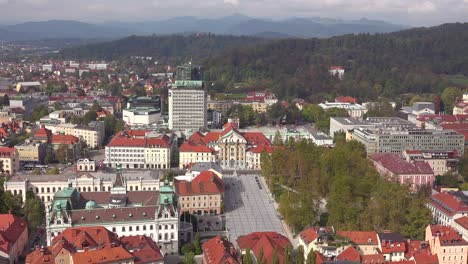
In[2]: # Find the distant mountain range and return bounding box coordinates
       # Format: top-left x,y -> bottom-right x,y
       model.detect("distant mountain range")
0,15 -> 407,41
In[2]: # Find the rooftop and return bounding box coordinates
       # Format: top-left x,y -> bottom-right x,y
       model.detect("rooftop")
370,153 -> 434,175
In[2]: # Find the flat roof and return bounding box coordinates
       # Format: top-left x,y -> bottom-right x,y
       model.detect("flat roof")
331,117 -> 373,126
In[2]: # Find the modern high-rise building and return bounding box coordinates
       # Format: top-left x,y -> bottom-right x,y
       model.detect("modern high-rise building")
169,63 -> 207,131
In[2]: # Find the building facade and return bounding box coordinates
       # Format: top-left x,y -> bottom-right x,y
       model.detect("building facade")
0,147 -> 20,174
45,169 -> 185,255
168,86 -> 207,131
426,225 -> 468,264
427,191 -> 468,227
105,130 -> 172,169
175,171 -> 224,215
14,139 -> 46,163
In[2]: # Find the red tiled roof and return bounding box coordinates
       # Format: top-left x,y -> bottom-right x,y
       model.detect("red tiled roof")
299,228 -> 319,244
237,232 -> 290,264
25,248 -> 55,264
337,231 -> 379,245
335,246 -> 360,262
370,153 -> 434,175
243,132 -> 271,146
361,254 -> 385,264
330,66 -> 344,70
405,240 -> 431,260
51,134 -> 79,145
202,235 -> 240,264
72,246 -> 133,263
413,254 -> 439,264
417,114 -> 468,123
336,96 -> 357,104
0,147 -> 16,157
454,216 -> 468,229
380,240 -> 406,254
120,235 -> 164,264
0,214 -> 28,254
429,225 -> 468,246
176,171 -> 224,196
247,145 -> 274,154
180,142 -> 213,153
52,226 -> 119,250
430,192 -> 468,217
34,126 -> 52,139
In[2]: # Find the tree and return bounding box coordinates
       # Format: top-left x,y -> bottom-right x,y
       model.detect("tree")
183,252 -> 195,264
283,245 -> 292,264
258,246 -> 265,264
181,243 -> 195,255
306,250 -> 316,264
243,248 -> 253,264
56,144 -> 73,164
44,146 -> 55,164
53,102 -> 63,110
272,246 -> 279,264
441,87 -> 463,114
401,199 -> 433,240
194,233 -> 202,255
2,94 -> 9,106
296,245 -> 305,264
24,191 -> 45,231
272,131 -> 283,146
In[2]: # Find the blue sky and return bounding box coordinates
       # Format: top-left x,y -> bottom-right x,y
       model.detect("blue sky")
0,0 -> 467,26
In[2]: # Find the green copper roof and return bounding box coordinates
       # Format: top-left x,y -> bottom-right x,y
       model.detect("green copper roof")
54,187 -> 77,199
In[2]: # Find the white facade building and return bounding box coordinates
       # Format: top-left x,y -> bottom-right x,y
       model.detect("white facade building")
319,102 -> 368,119
168,85 -> 207,131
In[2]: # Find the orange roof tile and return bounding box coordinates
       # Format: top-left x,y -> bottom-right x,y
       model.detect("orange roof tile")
237,232 -> 290,264
0,214 -> 28,254
336,246 -> 360,262
176,171 -> 224,196
202,235 -> 240,264
72,246 -> 133,263
337,230 -> 379,245
454,216 -> 468,229
51,134 -> 79,145
299,228 -> 319,244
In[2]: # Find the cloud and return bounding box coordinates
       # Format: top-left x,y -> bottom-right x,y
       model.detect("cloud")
224,0 -> 239,6
407,1 -> 436,13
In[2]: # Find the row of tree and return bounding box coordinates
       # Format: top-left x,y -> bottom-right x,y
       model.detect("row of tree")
261,137 -> 432,239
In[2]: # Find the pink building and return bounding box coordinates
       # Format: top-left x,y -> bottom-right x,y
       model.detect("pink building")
0,214 -> 29,264
425,225 -> 468,264
369,153 -> 435,189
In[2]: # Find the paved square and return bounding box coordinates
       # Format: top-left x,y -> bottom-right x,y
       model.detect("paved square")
224,172 -> 285,245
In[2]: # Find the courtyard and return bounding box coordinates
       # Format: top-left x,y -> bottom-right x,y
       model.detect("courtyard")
223,172 -> 286,245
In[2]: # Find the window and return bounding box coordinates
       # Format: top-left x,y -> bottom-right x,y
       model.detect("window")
150,225 -> 154,230
136,226 -> 140,231
143,225 -> 146,231
129,226 -> 133,231
122,227 -> 126,232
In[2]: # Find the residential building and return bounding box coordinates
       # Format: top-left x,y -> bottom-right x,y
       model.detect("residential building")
26,226 -> 164,264
298,227 -> 320,261
87,63 -> 108,70
179,142 -> 216,169
202,235 -> 240,264
237,232 -> 291,264
168,81 -> 207,131
0,147 -> 19,174
425,225 -> 468,264
0,214 -> 28,264
335,96 -> 357,104
336,231 -> 379,255
453,102 -> 468,115
207,100 -> 233,114
319,101 -> 368,118
14,139 -> 46,163
369,153 -> 435,189
32,125 -> 52,143
453,216 -> 468,241
427,190 -> 468,227
43,121 -> 105,149
105,130 -> 172,169
400,102 -> 436,124
350,128 -> 465,156
403,150 -> 459,176
175,171 -> 224,215
45,168 -> 186,255
377,233 -> 407,262
329,66 -> 345,79
5,169 -> 161,204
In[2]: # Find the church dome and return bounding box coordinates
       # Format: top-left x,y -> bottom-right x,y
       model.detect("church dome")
85,200 -> 97,209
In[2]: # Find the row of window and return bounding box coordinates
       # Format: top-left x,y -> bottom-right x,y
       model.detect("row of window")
180,202 -> 218,208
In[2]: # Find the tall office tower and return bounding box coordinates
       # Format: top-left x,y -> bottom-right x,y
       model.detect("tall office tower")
169,63 -> 207,131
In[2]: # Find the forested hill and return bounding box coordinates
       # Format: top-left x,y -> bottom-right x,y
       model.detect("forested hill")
57,34 -> 268,63
204,23 -> 468,101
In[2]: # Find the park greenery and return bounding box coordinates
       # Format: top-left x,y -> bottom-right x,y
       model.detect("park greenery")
261,137 -> 432,239
0,178 -> 44,232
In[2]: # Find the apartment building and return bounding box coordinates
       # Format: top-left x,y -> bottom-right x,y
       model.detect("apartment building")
105,130 -> 172,169
403,150 -> 459,176
0,214 -> 28,264
175,171 -> 224,215
168,83 -> 207,131
43,121 -> 105,149
427,190 -> 468,227
179,142 -> 216,169
426,225 -> 468,264
0,147 -> 20,174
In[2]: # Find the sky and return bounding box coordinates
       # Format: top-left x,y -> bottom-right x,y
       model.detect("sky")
0,0 -> 467,26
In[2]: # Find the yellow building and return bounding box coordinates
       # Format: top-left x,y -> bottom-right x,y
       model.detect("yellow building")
14,139 -> 46,163
0,147 -> 20,174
